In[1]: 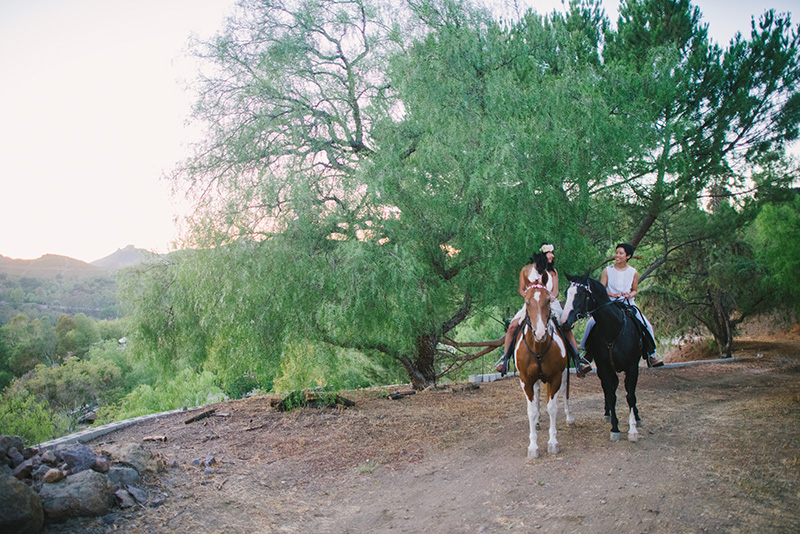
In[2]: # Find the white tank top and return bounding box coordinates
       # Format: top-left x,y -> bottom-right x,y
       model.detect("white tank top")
606,265 -> 636,304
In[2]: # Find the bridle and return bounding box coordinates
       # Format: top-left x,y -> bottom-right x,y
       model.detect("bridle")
520,284 -> 554,374
570,280 -> 615,318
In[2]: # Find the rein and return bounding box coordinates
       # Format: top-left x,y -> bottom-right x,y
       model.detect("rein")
520,312 -> 554,376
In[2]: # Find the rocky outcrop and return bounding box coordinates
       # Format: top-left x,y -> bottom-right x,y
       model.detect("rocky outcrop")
0,434 -> 165,532
38,469 -> 115,521
0,474 -> 44,534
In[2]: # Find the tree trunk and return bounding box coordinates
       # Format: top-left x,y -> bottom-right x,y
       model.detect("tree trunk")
709,289 -> 734,358
629,210 -> 659,250
403,332 -> 439,390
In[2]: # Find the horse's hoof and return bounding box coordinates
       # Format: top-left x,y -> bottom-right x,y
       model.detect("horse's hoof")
636,419 -> 643,428
548,443 -> 559,455
628,432 -> 639,442
566,417 -> 576,426
604,415 -> 612,423
527,448 -> 539,460
610,432 -> 621,441
536,423 -> 541,430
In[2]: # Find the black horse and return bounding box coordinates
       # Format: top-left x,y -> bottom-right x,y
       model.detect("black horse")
560,273 -> 643,442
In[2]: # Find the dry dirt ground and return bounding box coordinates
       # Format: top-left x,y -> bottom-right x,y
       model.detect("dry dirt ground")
46,333 -> 800,534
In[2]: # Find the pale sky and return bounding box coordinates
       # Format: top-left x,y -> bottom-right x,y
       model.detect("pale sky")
0,0 -> 795,263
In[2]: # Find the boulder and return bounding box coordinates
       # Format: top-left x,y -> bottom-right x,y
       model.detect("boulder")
38,469 -> 115,522
92,456 -> 111,473
42,469 -> 66,484
114,489 -> 137,509
99,443 -> 158,474
56,443 -> 96,474
106,466 -> 140,488
13,456 -> 41,480
7,447 -> 25,468
0,473 -> 44,534
40,450 -> 57,466
126,485 -> 149,505
0,435 -> 24,459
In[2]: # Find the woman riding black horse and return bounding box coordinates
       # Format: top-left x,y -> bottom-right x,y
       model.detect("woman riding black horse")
561,272 -> 647,441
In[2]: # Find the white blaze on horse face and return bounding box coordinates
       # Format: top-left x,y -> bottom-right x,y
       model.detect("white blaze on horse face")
532,291 -> 547,341
561,285 -> 577,324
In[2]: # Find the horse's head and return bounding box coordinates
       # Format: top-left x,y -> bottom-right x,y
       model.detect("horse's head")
561,272 -> 593,328
524,283 -> 551,342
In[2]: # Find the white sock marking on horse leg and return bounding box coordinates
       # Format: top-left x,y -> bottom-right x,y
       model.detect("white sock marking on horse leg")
547,393 -> 559,454
561,368 -> 574,424
628,408 -> 639,442
527,382 -> 540,459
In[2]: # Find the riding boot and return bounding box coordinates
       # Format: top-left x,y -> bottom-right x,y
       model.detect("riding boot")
575,354 -> 592,378
647,352 -> 664,368
564,341 -> 590,378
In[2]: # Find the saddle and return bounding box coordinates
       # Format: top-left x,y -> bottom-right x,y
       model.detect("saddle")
498,317 -> 582,377
618,302 -> 656,357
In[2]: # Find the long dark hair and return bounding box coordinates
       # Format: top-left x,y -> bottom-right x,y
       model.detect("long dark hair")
528,252 -> 550,275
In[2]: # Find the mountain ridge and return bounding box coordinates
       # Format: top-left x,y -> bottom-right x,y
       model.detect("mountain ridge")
0,246 -> 162,278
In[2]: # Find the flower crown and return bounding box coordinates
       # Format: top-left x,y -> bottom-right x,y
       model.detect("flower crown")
540,244 -> 554,253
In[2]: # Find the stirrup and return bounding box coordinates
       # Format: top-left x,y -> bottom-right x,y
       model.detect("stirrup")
647,353 -> 664,368
575,352 -> 592,377
493,355 -> 509,375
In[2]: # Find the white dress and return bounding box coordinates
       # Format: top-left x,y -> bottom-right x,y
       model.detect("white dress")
512,267 -> 562,322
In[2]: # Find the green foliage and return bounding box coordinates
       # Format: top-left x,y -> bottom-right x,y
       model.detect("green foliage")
85,340 -> 159,402
144,0 -> 799,390
96,369 -> 226,423
0,314 -> 57,374
277,390 -> 310,412
641,200 -> 772,357
0,390 -> 58,445
5,357 -> 124,427
754,195 -> 800,310
0,273 -> 118,325
274,388 -> 342,412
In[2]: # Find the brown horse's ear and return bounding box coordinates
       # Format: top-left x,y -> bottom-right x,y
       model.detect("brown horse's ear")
541,270 -> 549,287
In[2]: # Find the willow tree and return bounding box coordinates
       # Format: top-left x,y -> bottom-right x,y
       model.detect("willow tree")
164,0 -> 617,389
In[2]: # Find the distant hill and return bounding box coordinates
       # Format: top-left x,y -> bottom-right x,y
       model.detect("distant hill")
0,254 -> 107,279
91,245 -> 163,271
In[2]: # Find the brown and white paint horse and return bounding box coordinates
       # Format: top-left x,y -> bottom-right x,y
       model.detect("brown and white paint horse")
514,276 -> 571,459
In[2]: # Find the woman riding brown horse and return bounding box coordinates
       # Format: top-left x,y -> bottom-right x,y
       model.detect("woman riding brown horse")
515,274 -> 571,459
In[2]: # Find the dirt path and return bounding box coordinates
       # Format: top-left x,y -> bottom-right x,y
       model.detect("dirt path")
46,337 -> 800,533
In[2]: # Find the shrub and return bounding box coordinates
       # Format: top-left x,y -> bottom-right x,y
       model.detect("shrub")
96,368 -> 226,423
0,391 -> 57,445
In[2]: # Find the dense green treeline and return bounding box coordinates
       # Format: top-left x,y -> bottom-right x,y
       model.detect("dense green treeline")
0,273 -> 118,324
2,0 -> 799,445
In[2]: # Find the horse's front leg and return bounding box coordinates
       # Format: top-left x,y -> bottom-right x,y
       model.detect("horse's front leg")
559,368 -> 575,425
597,365 -> 621,440
546,386 -> 560,455
525,381 -> 541,459
624,369 -> 640,442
